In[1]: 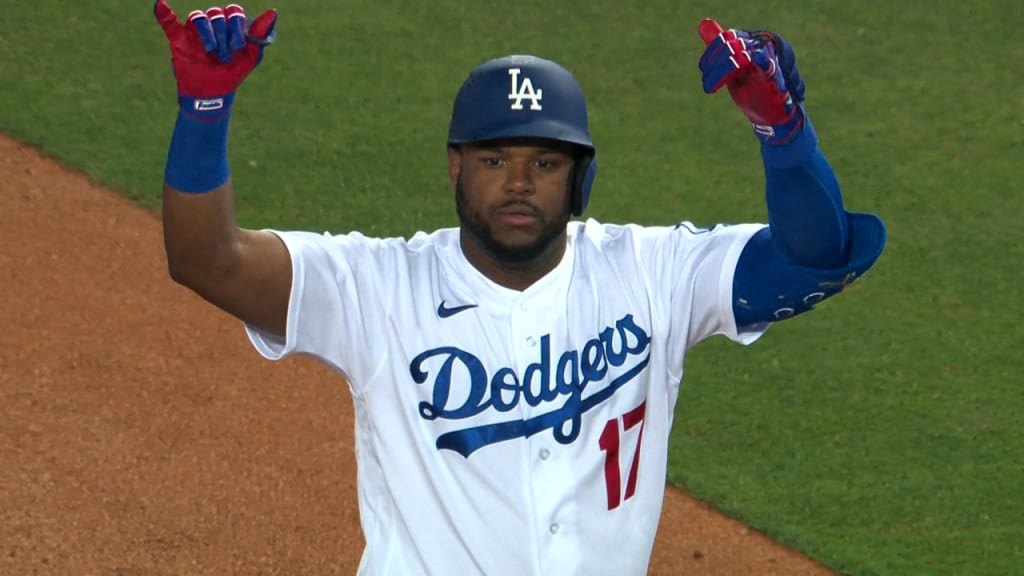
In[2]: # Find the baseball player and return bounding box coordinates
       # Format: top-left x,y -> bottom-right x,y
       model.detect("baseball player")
155,2 -> 885,574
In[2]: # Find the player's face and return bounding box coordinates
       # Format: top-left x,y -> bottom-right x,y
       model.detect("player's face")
450,138 -> 575,266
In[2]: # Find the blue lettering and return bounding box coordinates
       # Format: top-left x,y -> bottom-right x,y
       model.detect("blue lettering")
581,337 -> 607,383
602,324 -> 627,366
556,349 -> 580,394
411,314 -> 652,457
490,367 -> 520,412
618,314 -> 651,355
410,347 -> 490,420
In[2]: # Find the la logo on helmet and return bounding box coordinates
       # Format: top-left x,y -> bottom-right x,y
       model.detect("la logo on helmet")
508,68 -> 543,111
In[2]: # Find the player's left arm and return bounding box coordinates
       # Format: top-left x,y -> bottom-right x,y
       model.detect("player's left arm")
697,19 -> 887,326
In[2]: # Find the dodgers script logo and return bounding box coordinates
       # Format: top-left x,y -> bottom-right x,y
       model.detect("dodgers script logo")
508,67 -> 543,110
409,314 -> 651,457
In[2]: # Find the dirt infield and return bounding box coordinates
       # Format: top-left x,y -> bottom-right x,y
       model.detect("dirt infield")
0,133 -> 835,575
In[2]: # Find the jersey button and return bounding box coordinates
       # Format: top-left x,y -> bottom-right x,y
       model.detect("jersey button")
549,523 -> 560,535
526,336 -> 537,347
539,448 -> 550,461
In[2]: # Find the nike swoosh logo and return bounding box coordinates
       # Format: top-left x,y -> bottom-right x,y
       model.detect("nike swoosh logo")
437,301 -> 478,318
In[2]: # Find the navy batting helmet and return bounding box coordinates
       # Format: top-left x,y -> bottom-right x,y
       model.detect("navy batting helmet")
447,55 -> 597,216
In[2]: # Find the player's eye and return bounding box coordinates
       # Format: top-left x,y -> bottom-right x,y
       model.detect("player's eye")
537,154 -> 572,170
481,156 -> 504,167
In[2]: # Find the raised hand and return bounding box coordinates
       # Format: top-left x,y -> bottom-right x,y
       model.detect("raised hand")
154,1 -> 277,119
697,18 -> 806,145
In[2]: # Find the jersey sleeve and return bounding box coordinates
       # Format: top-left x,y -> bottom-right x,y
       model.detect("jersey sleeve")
632,221 -> 769,365
244,229 -> 392,388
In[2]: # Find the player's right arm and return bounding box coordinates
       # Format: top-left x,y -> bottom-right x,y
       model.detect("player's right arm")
155,1 -> 290,337
163,181 -> 290,337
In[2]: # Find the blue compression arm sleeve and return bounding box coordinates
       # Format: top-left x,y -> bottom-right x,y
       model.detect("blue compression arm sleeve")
164,110 -> 232,194
730,111 -> 887,327
760,113 -> 849,269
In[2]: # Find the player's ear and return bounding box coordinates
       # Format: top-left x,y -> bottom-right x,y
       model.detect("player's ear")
447,145 -> 462,191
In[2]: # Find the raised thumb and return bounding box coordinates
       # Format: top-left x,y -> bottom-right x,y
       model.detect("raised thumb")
246,8 -> 278,45
698,18 -> 723,47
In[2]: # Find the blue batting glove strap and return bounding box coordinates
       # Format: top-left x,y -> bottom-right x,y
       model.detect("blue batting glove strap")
178,92 -> 236,121
760,105 -> 819,169
752,99 -> 802,146
164,110 -> 231,193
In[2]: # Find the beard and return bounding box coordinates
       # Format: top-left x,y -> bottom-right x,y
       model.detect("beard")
455,174 -> 571,266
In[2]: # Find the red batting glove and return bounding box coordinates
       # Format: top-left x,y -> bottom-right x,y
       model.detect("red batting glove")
697,18 -> 803,144
154,1 -> 277,119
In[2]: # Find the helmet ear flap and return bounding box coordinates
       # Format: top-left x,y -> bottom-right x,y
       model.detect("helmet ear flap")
571,155 -> 597,216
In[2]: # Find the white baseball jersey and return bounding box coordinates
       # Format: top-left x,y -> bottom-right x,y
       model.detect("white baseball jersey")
246,218 -> 768,576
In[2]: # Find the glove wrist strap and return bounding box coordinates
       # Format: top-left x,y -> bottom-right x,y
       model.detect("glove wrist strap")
178,92 -> 236,121
752,100 -> 803,146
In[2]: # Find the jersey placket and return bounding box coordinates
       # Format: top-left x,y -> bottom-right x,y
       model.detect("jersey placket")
508,292 -> 582,575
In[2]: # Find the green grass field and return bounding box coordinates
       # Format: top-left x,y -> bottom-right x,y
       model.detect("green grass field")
2,1 -> 1022,574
